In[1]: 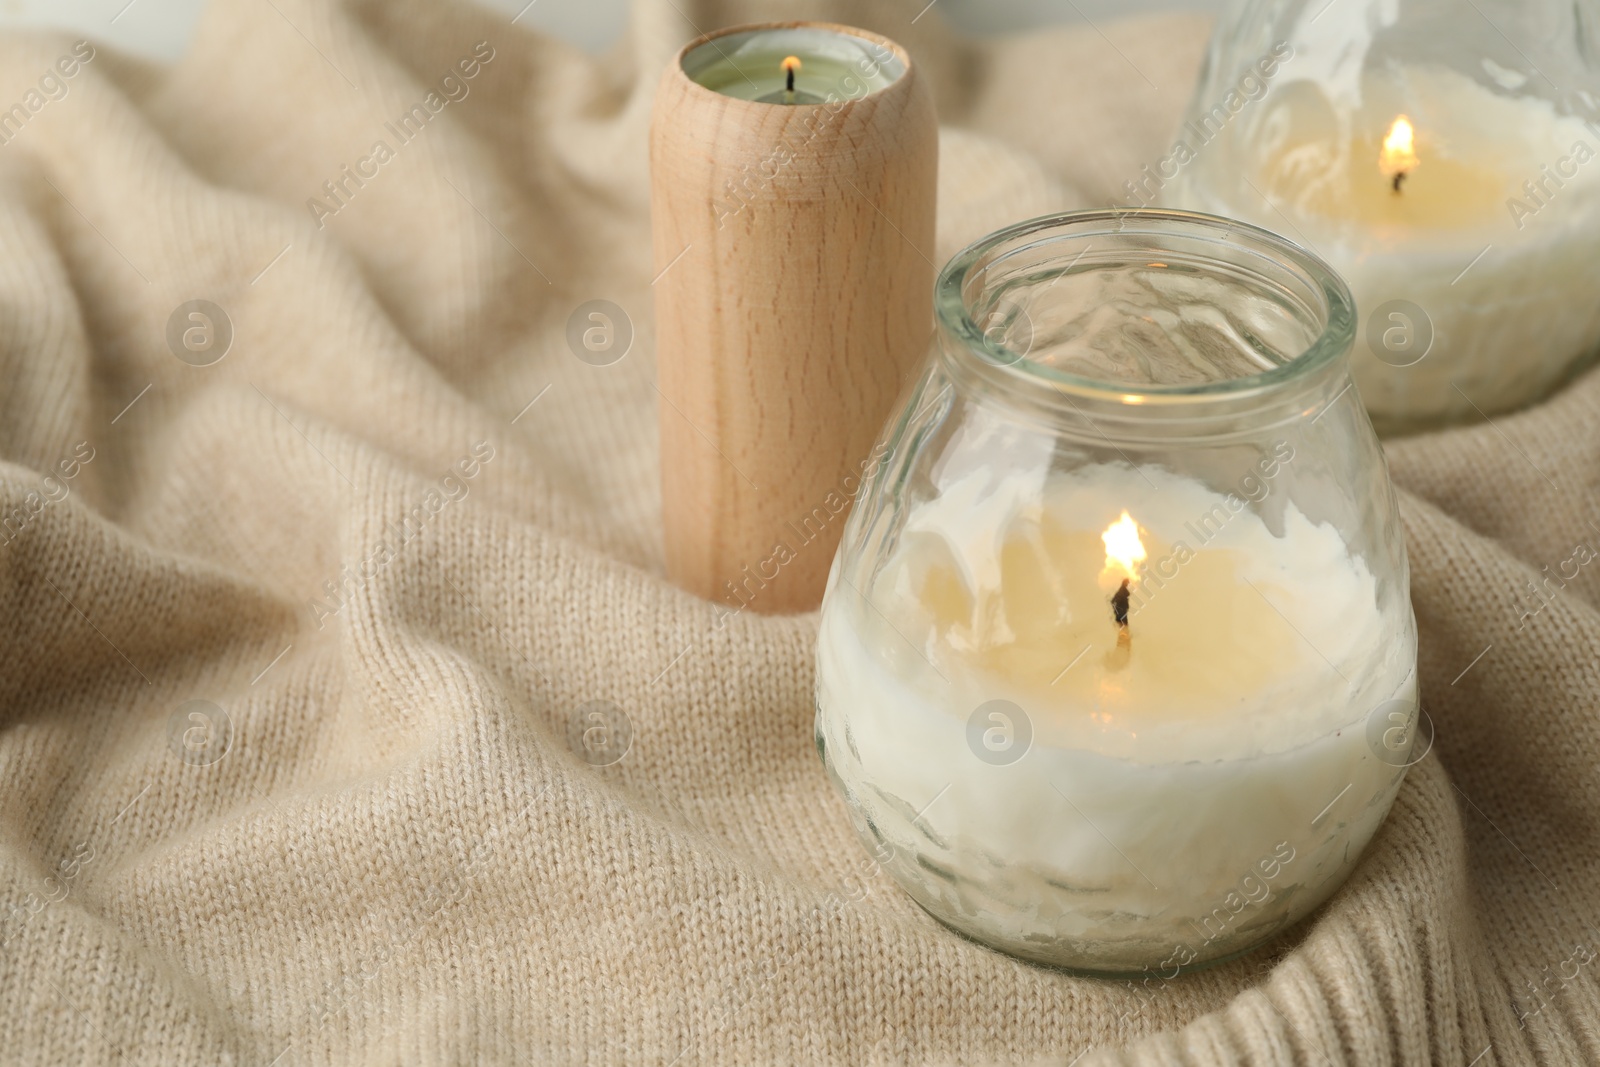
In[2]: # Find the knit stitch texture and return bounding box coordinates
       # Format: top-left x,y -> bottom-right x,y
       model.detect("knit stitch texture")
0,1 -> 1593,1063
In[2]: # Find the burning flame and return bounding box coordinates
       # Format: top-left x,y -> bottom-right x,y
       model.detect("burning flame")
782,55 -> 802,74
1101,511 -> 1147,583
1379,115 -> 1419,179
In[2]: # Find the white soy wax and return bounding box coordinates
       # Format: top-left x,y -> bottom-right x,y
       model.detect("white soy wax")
815,460 -> 1416,972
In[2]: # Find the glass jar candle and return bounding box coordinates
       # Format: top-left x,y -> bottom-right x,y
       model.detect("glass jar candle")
814,210 -> 1421,975
1163,0 -> 1600,434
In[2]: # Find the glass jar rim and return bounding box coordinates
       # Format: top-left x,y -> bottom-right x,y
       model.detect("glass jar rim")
934,208 -> 1357,404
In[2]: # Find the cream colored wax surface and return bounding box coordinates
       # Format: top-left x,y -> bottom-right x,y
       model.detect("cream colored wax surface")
815,459 -> 1416,971
1172,63 -> 1600,431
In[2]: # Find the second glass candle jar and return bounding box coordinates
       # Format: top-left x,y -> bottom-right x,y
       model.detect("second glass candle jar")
815,209 -> 1421,974
1165,0 -> 1600,434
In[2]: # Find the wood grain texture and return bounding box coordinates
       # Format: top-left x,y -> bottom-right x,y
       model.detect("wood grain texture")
650,21 -> 938,615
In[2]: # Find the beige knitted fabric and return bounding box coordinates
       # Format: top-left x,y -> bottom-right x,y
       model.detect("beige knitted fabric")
0,0 -> 1594,1062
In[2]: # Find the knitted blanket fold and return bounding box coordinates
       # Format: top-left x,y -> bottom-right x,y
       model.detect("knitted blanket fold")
0,0 -> 1593,1062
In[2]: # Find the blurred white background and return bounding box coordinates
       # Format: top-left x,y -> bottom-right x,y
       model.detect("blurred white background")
0,0 -> 1223,60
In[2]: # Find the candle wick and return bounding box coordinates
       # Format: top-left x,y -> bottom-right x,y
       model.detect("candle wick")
1111,578 -> 1131,630
1392,170 -> 1407,195
782,55 -> 801,101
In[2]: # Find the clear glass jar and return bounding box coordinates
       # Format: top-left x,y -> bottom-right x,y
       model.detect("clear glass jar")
1163,0 -> 1600,434
815,209 -> 1421,975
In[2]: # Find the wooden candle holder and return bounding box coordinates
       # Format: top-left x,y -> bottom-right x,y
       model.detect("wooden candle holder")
650,22 -> 938,615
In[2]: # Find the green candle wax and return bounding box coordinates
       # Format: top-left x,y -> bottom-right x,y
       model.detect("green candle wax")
683,27 -> 905,105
